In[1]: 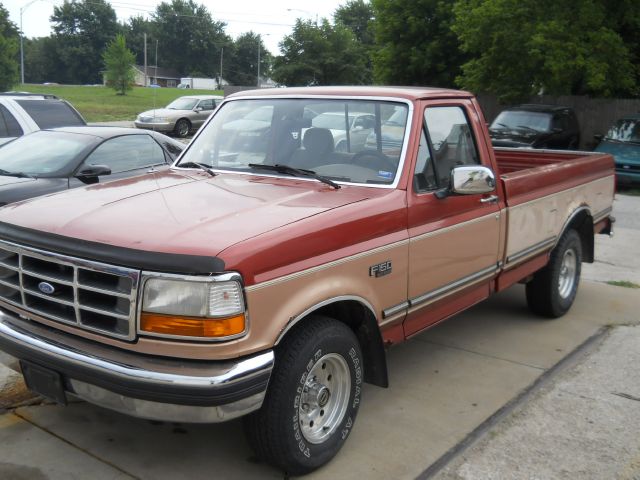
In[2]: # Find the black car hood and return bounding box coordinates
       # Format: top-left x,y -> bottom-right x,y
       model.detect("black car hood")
489,128 -> 550,148
0,176 -> 68,206
0,176 -> 34,187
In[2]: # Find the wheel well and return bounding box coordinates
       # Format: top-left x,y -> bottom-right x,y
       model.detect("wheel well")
564,209 -> 594,263
281,300 -> 388,388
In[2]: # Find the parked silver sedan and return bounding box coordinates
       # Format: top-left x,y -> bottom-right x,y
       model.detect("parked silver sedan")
134,95 -> 223,138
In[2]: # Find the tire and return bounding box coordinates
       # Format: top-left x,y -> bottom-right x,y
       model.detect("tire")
243,316 -> 363,475
526,229 -> 582,318
174,118 -> 191,138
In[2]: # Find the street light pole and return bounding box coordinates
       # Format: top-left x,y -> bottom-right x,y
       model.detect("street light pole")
19,0 -> 41,85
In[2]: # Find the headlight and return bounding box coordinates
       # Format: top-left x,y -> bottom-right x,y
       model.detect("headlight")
139,275 -> 246,340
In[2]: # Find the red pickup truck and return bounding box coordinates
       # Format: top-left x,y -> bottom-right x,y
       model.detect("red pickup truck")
0,87 -> 614,474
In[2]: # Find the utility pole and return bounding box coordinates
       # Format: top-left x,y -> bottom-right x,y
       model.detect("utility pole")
155,39 -> 158,83
220,47 -> 223,88
257,40 -> 261,88
143,33 -> 148,86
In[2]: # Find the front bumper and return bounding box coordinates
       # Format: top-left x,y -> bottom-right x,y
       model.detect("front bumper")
0,310 -> 274,423
134,121 -> 174,132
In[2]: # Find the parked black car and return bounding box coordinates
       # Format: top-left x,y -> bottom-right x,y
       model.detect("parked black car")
0,127 -> 184,206
489,104 -> 580,150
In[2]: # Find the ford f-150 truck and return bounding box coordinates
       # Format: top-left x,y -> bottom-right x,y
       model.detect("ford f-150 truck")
0,87 -> 614,475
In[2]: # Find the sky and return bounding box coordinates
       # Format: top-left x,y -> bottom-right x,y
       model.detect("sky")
4,0 -> 349,55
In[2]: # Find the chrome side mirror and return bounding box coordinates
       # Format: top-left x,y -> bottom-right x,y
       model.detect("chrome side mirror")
451,166 -> 496,195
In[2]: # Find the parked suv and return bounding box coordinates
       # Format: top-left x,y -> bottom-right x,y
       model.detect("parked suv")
489,104 -> 580,150
0,93 -> 87,146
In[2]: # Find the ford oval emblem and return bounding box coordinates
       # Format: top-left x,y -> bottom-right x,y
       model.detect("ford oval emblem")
38,282 -> 55,295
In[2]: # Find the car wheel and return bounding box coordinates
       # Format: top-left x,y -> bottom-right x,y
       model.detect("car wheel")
526,229 -> 582,318
174,119 -> 191,138
243,316 -> 363,475
335,140 -> 348,153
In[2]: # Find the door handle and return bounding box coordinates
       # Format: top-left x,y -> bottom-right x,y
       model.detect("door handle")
480,195 -> 499,204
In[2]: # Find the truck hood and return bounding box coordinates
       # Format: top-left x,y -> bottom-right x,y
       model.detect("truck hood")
595,140 -> 640,166
0,170 -> 371,258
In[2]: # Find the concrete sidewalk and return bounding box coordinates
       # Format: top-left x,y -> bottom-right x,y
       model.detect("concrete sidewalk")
434,325 -> 640,480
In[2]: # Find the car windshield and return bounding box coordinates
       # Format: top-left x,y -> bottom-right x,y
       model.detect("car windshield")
178,99 -> 410,186
605,119 -> 640,143
491,111 -> 552,132
167,98 -> 198,110
0,131 -> 94,177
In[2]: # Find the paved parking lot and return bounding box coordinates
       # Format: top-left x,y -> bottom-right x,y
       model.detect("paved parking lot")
0,194 -> 638,479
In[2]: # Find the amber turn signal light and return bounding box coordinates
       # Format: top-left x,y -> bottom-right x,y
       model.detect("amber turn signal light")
140,312 -> 245,338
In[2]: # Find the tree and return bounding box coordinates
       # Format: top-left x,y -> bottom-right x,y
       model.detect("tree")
226,32 -> 271,86
371,0 -> 466,87
23,37 -> 59,84
122,16 -> 154,67
103,34 -> 135,95
0,4 -> 18,90
50,0 -> 118,84
452,0 -> 638,102
273,19 -> 368,86
334,0 -> 375,83
152,0 -> 230,77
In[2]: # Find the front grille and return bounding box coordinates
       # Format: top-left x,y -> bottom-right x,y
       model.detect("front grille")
617,164 -> 640,172
0,240 -> 140,340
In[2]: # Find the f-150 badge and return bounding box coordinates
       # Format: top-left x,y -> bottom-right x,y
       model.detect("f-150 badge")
369,261 -> 392,277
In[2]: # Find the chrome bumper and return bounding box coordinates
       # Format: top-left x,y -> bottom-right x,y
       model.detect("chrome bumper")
0,311 -> 274,423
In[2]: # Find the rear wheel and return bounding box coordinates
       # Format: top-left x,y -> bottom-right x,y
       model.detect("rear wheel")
243,316 -> 363,475
526,229 -> 582,318
174,118 -> 191,138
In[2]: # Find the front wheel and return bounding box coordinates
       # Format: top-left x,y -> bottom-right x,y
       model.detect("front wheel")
243,316 -> 363,475
173,118 -> 191,138
526,229 -> 582,318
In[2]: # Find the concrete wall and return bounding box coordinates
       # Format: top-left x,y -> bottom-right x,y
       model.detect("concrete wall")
477,94 -> 640,150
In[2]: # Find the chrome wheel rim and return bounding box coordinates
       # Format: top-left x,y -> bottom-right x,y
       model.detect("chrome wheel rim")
558,249 -> 577,299
299,353 -> 351,444
177,121 -> 188,136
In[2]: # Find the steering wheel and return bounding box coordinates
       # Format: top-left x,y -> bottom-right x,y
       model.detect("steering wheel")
350,150 -> 397,172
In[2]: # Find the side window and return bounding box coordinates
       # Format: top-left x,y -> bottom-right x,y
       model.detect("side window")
424,106 -> 479,187
199,99 -> 214,111
0,105 -> 24,138
83,135 -> 165,173
413,128 -> 437,192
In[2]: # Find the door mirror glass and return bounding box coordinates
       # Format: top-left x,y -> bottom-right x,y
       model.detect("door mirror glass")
451,166 -> 495,195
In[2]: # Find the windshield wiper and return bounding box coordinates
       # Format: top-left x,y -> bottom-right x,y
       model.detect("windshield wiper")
247,164 -> 341,189
516,125 -> 539,133
178,161 -> 217,177
0,168 -> 33,178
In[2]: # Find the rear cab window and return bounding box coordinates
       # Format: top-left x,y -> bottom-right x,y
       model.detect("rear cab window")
0,104 -> 24,138
15,100 -> 86,129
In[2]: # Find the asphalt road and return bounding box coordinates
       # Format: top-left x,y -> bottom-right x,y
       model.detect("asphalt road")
0,194 -> 638,479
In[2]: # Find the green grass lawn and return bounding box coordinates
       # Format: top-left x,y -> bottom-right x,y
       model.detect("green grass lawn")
17,84 -> 224,123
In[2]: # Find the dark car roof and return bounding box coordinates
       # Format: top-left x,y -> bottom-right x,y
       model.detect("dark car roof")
45,126 -> 155,139
506,104 -> 574,113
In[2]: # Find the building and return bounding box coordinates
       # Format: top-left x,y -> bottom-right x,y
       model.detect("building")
133,65 -> 182,88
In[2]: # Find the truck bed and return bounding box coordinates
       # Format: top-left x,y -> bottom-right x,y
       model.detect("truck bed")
494,148 -> 615,207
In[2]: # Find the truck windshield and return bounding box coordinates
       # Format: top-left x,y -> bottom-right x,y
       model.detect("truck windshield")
177,99 -> 410,186
605,119 -> 640,143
